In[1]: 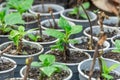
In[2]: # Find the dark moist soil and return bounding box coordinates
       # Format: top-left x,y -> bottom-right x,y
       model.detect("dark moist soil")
74,38 -> 104,50
25,33 -> 56,42
3,43 -> 41,55
34,8 -> 57,13
28,68 -> 70,80
103,51 -> 120,62
48,50 -> 89,63
22,15 -> 36,22
86,29 -> 117,38
82,69 -> 120,80
66,13 -> 87,20
0,58 -> 14,71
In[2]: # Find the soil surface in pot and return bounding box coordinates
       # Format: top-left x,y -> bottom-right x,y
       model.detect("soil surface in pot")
25,33 -> 56,42
86,29 -> 117,38
43,23 -> 61,29
22,15 -> 36,22
48,49 -> 89,63
82,69 -> 120,80
103,51 -> 120,62
34,7 -> 57,13
2,43 -> 41,55
0,58 -> 14,71
27,67 -> 70,80
74,38 -> 104,50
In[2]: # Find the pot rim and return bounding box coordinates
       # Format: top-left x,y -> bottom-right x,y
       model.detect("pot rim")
60,9 -> 97,22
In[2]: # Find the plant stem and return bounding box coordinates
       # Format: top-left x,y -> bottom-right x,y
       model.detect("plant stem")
80,0 -> 93,50
37,14 -> 43,41
17,38 -> 23,54
76,0 -> 80,19
41,0 -> 45,13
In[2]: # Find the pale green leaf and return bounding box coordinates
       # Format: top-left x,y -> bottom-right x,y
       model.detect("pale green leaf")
102,73 -> 113,80
70,25 -> 83,34
68,39 -> 79,44
108,64 -> 120,73
31,62 -> 41,68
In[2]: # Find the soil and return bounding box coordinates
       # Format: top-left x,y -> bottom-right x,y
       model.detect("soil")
43,24 -> 61,29
27,67 -> 70,80
25,33 -> 56,42
74,37 -> 104,50
0,58 -> 14,71
103,51 -> 120,62
86,29 -> 118,38
22,15 -> 36,22
2,43 -> 41,55
48,49 -> 89,63
82,69 -> 120,80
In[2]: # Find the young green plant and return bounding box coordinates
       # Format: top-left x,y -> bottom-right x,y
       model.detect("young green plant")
101,59 -> 120,80
31,54 -> 68,80
112,40 -> 120,53
9,26 -> 33,54
0,8 -> 24,35
69,1 -> 90,19
45,17 -> 82,61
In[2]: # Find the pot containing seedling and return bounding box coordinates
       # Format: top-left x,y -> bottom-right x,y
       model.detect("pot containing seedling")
84,12 -> 120,47
60,1 -> 97,36
0,26 -> 44,76
20,54 -> 73,80
7,0 -> 38,31
103,40 -> 120,62
0,46 -> 17,80
78,34 -> 120,80
44,17 -> 91,80
29,1 -> 64,21
0,7 -> 25,44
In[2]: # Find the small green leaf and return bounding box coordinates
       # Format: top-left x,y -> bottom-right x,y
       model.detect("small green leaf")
80,13 -> 87,19
45,29 -> 65,39
28,34 -> 37,42
40,66 -> 57,77
39,54 -> 55,66
108,64 -> 120,73
70,25 -> 83,34
68,39 -> 79,44
4,27 -> 12,33
112,49 -> 120,53
31,62 -> 41,68
102,59 -> 109,74
115,40 -> 120,50
18,26 -> 25,32
79,2 -> 90,10
5,12 -> 25,25
102,73 -> 113,80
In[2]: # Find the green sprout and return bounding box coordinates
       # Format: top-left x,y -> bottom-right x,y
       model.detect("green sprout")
45,17 -> 82,61
31,54 -> 68,79
112,40 -> 120,53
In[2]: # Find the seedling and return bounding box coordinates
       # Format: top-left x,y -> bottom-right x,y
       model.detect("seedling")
31,54 -> 68,79
69,1 -> 90,19
27,33 -> 41,42
7,0 -> 33,14
0,8 -> 24,35
112,40 -> 120,53
101,59 -> 120,80
45,17 -> 82,61
9,26 -> 33,54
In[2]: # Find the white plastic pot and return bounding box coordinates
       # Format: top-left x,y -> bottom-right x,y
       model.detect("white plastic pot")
111,34 -> 120,46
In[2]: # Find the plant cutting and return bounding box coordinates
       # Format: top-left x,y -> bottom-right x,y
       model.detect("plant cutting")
78,34 -> 120,80
20,54 -> 72,80
0,7 -> 25,44
0,45 -> 17,80
0,26 -> 44,76
45,17 -> 91,80
29,1 -> 64,21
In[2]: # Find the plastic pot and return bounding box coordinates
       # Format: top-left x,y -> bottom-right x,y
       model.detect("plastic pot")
20,65 -> 73,80
111,34 -> 120,47
0,41 -> 44,77
45,49 -> 91,80
0,57 -> 17,80
29,4 -> 64,21
69,36 -> 110,57
78,58 -> 120,80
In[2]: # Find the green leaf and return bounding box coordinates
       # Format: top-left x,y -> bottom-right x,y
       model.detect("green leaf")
45,29 -> 65,39
4,12 -> 25,25
108,64 -> 120,73
4,27 -> 12,33
70,25 -> 83,34
58,17 -> 71,32
31,62 -> 41,68
115,40 -> 120,50
39,54 -> 55,66
18,26 -> 25,32
68,39 -> 79,44
80,13 -> 87,19
28,34 -> 37,42
52,63 -> 68,71
79,2 -> 90,10
112,49 -> 120,53
102,73 -> 113,80
40,66 -> 57,77
69,7 -> 78,15
102,59 -> 109,74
